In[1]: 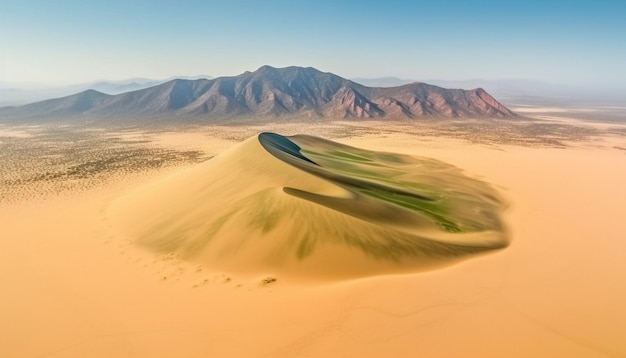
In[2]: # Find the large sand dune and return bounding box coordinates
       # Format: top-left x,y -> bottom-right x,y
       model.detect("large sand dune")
109,133 -> 508,277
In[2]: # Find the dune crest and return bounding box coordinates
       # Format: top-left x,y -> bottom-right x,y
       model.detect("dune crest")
109,133 -> 508,278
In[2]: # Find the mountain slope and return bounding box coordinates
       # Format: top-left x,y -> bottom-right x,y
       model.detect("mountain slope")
5,89 -> 112,118
0,66 -> 516,119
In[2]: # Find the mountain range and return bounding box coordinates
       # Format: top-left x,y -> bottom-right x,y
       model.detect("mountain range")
0,66 -> 516,120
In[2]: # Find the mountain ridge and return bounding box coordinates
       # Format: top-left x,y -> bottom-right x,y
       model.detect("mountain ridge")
0,66 -> 516,120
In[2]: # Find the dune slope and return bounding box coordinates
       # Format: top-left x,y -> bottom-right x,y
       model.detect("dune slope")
109,133 -> 508,277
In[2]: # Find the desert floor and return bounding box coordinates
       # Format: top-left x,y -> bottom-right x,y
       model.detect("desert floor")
1,114 -> 625,357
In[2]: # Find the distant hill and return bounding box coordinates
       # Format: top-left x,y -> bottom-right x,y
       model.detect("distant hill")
0,66 -> 515,120
88,80 -> 163,95
351,77 -> 416,88
353,77 -> 626,107
0,76 -> 213,106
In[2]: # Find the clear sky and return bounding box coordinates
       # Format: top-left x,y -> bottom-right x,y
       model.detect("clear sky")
1,0 -> 625,89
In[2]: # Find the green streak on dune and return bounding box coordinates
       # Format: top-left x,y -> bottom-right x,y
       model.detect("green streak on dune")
356,187 -> 461,232
320,149 -> 375,163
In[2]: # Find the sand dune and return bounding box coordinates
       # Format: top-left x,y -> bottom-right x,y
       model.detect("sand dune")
109,132 -> 508,278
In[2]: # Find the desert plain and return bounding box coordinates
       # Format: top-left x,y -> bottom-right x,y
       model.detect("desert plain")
1,110 -> 626,357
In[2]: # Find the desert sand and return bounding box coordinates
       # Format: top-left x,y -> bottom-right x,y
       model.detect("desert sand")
1,116 -> 625,357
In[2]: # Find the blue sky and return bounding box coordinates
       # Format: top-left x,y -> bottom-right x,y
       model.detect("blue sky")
1,0 -> 625,89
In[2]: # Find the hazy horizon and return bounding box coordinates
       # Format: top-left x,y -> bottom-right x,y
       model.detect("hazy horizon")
0,69 -> 608,90
1,0 -> 625,91
1,66 -> 624,109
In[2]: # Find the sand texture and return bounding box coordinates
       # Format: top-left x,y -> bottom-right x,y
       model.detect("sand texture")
1,116 -> 625,357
